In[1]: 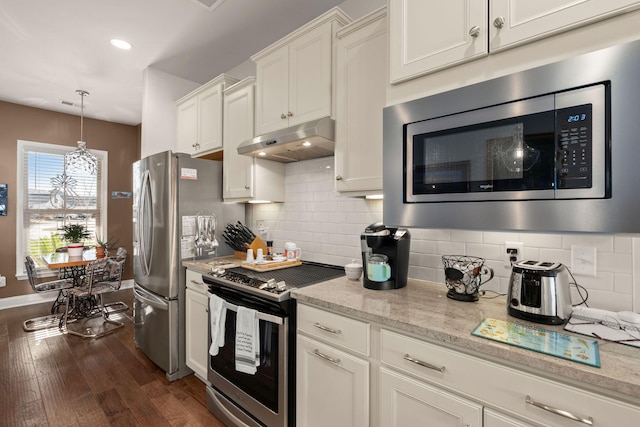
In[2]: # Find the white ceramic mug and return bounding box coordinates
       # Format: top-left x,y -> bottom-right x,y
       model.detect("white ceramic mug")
284,242 -> 301,260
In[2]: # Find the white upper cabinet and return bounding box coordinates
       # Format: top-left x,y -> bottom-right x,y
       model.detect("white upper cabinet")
222,77 -> 285,202
252,7 -> 351,135
390,0 -> 488,84
390,0 -> 640,83
334,7 -> 387,194
176,74 -> 238,156
490,0 -> 640,51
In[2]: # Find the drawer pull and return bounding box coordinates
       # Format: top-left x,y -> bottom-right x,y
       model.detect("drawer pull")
314,322 -> 342,335
404,354 -> 445,373
525,395 -> 593,426
313,349 -> 340,365
190,280 -> 203,285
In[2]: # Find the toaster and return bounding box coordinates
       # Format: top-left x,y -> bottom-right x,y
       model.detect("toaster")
507,260 -> 573,325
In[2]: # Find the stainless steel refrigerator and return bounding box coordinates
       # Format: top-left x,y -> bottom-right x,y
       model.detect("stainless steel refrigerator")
132,151 -> 245,381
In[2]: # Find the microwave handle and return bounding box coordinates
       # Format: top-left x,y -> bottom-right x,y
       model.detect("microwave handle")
218,298 -> 283,326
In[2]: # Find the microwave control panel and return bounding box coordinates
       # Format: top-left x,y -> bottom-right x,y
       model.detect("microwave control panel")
556,104 -> 593,189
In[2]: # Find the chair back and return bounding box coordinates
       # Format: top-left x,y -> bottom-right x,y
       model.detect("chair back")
24,256 -> 38,292
83,248 -> 127,293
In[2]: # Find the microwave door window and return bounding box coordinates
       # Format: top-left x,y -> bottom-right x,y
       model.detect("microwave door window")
412,111 -> 555,196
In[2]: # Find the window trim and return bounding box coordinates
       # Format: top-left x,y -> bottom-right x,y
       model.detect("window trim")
15,139 -> 109,279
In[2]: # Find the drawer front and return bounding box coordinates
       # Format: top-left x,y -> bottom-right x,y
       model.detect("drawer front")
185,269 -> 207,294
381,329 -> 640,426
297,304 -> 370,356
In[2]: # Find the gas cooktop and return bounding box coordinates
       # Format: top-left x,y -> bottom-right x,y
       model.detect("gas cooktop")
202,261 -> 344,302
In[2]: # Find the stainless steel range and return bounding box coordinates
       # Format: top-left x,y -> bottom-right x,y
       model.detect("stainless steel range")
202,262 -> 344,427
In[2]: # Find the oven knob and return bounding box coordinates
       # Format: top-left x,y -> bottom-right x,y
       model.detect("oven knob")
276,281 -> 287,291
260,279 -> 277,290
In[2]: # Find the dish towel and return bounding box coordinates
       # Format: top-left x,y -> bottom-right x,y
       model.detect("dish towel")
235,306 -> 260,374
209,294 -> 227,356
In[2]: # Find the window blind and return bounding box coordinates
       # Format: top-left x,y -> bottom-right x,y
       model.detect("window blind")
20,142 -> 104,262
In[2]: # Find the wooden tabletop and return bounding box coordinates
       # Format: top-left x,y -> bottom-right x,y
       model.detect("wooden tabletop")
41,250 -> 97,269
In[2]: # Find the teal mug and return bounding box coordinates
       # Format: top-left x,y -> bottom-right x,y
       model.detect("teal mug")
367,254 -> 391,282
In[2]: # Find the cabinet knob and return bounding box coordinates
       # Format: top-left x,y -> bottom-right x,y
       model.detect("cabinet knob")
493,16 -> 505,28
468,26 -> 480,38
287,111 -> 293,117
335,175 -> 343,181
280,113 -> 287,120
244,185 -> 250,190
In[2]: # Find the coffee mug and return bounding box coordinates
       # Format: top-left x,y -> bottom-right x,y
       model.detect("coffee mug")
284,242 -> 301,260
367,254 -> 391,282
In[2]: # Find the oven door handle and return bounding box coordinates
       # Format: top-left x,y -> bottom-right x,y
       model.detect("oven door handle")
221,300 -> 283,325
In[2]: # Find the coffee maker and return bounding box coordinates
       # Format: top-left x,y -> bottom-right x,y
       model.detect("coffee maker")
361,222 -> 411,290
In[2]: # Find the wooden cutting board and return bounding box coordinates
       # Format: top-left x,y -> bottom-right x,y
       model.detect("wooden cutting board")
240,259 -> 302,272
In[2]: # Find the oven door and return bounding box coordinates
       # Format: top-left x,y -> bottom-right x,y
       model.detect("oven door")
207,286 -> 288,427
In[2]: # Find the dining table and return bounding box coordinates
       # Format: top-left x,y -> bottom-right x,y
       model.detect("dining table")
41,249 -> 97,286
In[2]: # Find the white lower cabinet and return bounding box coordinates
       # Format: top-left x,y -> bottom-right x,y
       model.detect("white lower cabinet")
296,335 -> 369,427
296,303 -> 640,427
296,304 -> 370,427
379,366 -> 482,427
185,269 -> 209,381
484,408 -> 535,427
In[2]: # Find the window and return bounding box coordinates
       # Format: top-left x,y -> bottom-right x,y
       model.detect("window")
16,140 -> 108,277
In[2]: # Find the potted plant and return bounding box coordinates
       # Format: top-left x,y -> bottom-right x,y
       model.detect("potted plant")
95,234 -> 118,258
59,224 -> 91,257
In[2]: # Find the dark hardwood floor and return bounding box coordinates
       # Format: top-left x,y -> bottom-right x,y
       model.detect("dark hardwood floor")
0,288 -> 226,426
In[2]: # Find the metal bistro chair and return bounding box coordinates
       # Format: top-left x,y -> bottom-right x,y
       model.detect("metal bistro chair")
61,248 -> 127,338
23,255 -> 74,332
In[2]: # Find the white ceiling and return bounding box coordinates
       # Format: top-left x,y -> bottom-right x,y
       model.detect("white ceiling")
0,0 -> 343,126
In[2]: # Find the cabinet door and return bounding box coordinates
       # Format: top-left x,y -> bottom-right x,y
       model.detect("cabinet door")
287,22 -> 333,127
490,0 -> 640,52
223,81 -> 255,200
379,367 -> 482,427
177,97 -> 198,155
255,46 -> 289,135
335,10 -> 386,193
197,83 -> 224,153
185,287 -> 209,380
389,0 -> 488,83
484,408 -> 535,427
296,334 -> 369,427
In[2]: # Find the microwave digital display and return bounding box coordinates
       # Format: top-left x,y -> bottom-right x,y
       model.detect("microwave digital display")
404,84 -> 606,203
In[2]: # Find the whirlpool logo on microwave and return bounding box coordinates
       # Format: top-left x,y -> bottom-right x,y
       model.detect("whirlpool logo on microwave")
479,184 -> 494,190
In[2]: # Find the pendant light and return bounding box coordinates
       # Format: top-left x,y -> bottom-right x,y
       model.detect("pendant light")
64,89 -> 97,175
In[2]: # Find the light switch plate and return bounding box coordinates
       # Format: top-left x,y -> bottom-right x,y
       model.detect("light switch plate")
571,245 -> 597,276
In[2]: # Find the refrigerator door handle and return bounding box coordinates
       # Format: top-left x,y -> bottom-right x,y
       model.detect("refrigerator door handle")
134,286 -> 168,310
139,169 -> 152,276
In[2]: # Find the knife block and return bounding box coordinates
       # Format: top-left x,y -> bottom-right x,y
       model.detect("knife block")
233,237 -> 268,259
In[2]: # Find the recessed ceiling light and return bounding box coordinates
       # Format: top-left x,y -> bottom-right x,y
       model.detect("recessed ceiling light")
302,141 -> 311,147
110,39 -> 132,50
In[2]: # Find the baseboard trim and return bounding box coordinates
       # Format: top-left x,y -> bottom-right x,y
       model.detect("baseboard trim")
0,279 -> 134,311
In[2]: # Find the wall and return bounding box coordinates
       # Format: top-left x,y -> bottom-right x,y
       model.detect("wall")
0,100 -> 140,299
141,67 -> 200,158
252,156 -> 640,313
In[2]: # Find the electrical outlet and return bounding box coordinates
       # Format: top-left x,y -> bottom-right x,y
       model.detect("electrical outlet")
571,245 -> 597,276
0,275 -> 5,287
504,241 -> 524,268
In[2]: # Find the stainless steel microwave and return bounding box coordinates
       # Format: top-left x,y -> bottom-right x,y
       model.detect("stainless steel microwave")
405,84 -> 608,203
383,39 -> 640,233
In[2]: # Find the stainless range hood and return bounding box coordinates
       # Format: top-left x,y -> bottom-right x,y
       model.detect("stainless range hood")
237,117 -> 335,163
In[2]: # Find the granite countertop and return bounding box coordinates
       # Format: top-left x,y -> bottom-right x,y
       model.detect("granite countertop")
291,277 -> 640,404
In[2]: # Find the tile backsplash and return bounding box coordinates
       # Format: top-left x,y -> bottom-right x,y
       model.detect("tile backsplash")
251,157 -> 639,312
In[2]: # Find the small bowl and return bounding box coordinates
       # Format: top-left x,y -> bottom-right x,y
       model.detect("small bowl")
272,255 -> 286,262
344,261 -> 363,281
